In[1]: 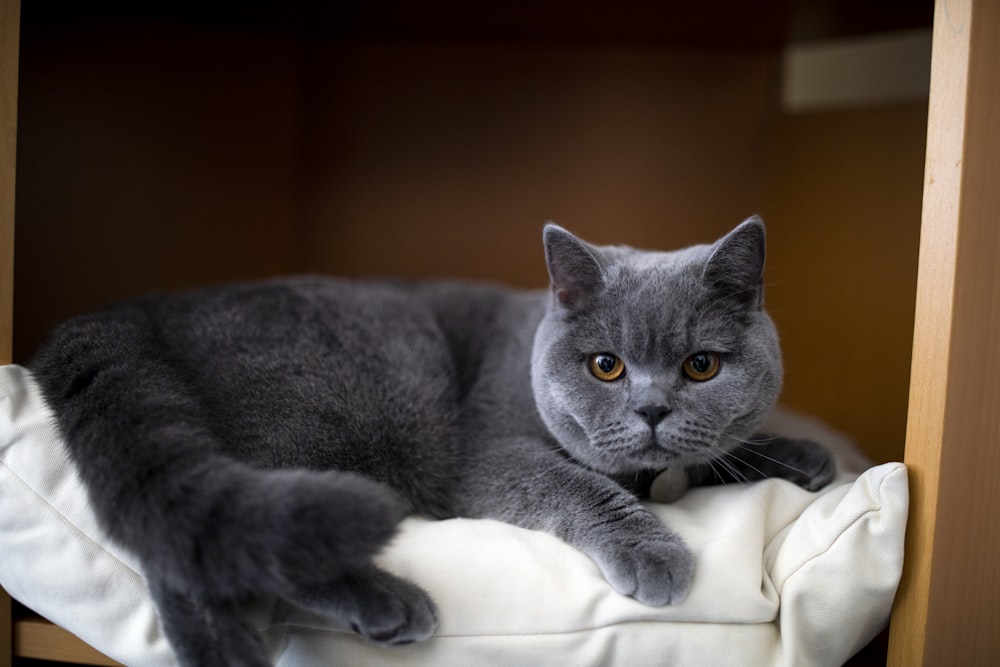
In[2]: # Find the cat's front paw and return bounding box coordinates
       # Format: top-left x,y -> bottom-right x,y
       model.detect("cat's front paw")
782,438 -> 836,491
594,533 -> 694,606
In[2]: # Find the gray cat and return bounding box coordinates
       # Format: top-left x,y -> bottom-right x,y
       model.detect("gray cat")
30,216 -> 833,666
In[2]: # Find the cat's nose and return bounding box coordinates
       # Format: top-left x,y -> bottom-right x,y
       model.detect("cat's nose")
635,405 -> 670,428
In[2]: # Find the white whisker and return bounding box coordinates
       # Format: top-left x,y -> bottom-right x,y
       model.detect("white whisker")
720,449 -> 770,481
736,444 -> 807,477
733,434 -> 781,446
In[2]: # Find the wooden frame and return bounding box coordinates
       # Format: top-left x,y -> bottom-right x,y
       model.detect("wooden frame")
887,0 -> 1000,663
1,0 -> 998,664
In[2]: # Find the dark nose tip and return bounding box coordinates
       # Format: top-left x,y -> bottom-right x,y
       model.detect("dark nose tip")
636,405 -> 670,428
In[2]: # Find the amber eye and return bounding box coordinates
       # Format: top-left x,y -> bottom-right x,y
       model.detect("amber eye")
589,353 -> 626,382
682,352 -> 721,381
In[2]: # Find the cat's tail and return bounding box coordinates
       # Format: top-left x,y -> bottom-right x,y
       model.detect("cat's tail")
29,308 -> 407,602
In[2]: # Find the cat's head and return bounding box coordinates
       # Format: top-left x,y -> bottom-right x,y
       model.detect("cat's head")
530,217 -> 782,475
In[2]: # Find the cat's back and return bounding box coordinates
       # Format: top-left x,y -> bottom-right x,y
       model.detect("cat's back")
34,277 -> 445,394
30,278 -> 471,500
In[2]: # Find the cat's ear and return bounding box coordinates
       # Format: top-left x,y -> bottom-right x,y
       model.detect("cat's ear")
543,223 -> 606,308
702,216 -> 766,306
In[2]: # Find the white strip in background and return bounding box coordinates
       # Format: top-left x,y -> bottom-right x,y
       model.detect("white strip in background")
782,29 -> 932,112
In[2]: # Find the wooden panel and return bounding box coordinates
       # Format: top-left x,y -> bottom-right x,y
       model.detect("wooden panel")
764,104 -> 926,463
13,615 -> 122,666
888,0 -> 1000,664
12,18 -> 303,361
12,26 -> 778,359
299,43 -> 776,288
0,0 -> 17,367
1,590 -> 9,667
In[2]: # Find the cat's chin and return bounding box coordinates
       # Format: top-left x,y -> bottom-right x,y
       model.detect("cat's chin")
566,442 -> 684,477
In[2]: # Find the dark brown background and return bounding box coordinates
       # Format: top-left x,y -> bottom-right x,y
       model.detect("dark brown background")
13,1 -> 933,465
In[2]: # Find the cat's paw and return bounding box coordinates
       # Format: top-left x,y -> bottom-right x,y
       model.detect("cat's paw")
347,572 -> 438,645
736,436 -> 836,492
594,533 -> 694,606
782,438 -> 836,491
287,566 -> 437,646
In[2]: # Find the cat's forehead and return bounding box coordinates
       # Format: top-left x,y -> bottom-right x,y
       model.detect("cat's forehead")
587,242 -> 739,354
602,242 -> 712,285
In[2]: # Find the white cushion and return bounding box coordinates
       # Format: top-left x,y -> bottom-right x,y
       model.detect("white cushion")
0,363 -> 907,666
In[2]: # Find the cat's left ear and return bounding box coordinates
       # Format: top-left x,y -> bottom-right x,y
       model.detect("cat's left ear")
702,215 -> 766,307
543,223 -> 606,309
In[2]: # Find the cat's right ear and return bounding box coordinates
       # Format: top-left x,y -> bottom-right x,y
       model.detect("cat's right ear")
702,215 -> 766,307
543,224 -> 605,309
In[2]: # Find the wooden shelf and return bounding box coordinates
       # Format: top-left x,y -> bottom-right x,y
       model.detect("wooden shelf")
12,610 -> 121,667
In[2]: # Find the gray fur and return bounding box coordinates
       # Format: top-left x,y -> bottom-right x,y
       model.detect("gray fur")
29,216 -> 833,665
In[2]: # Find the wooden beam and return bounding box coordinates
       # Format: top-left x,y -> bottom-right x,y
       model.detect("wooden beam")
0,590 -> 9,667
888,0 -> 1000,664
13,615 -> 122,666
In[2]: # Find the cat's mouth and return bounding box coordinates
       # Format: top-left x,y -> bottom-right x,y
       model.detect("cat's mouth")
584,424 -> 722,475
580,436 -> 686,476
565,416 -> 719,474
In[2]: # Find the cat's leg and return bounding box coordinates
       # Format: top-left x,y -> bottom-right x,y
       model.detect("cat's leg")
30,314 -> 417,663
147,577 -> 271,667
456,440 -> 694,606
136,467 -> 414,665
284,564 -> 437,645
578,505 -> 694,606
686,435 -> 835,491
